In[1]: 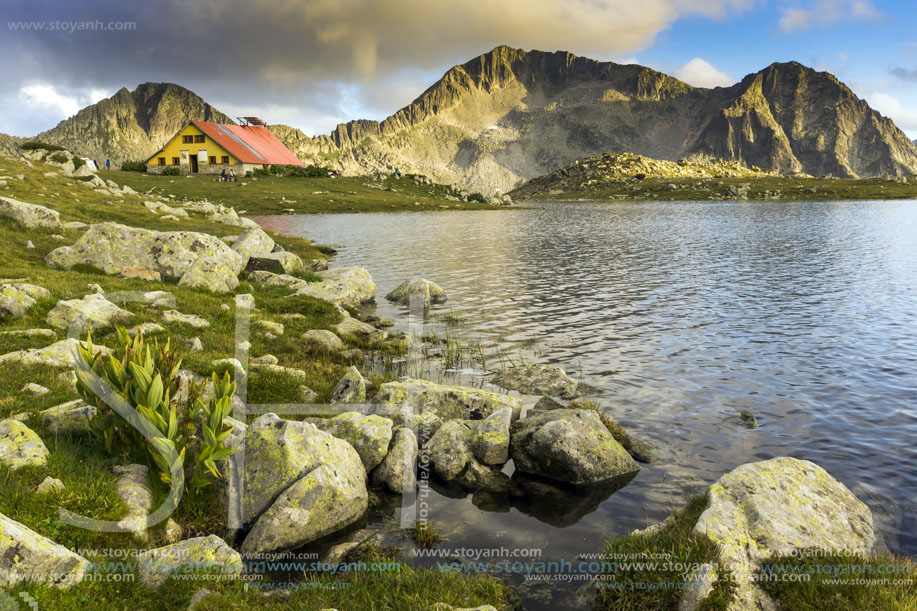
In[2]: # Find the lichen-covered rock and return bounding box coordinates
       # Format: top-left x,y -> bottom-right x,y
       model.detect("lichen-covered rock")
162,309 -> 210,329
36,476 -> 65,494
0,419 -> 49,470
46,294 -> 133,333
208,206 -> 259,229
0,512 -> 89,588
143,201 -> 188,218
137,535 -> 242,588
335,314 -> 381,341
21,383 -> 49,396
491,364 -> 583,399
371,427 -> 417,494
302,329 -> 344,352
249,362 -> 310,383
330,366 -> 367,404
424,420 -> 475,480
688,457 -> 877,611
375,379 -> 522,429
470,407 -> 512,465
509,409 -> 639,485
0,338 -> 109,368
253,320 -> 284,336
385,277 -> 447,306
294,267 -> 376,307
231,226 -> 275,259
317,412 -> 393,471
0,328 -> 56,338
40,400 -> 96,435
240,414 -> 367,553
0,196 -> 62,230
246,252 -> 304,275
177,255 -> 241,293
128,322 -> 165,336
0,283 -> 49,319
45,223 -> 245,293
112,464 -> 152,540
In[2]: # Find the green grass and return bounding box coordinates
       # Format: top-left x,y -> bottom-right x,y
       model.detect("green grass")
595,494 -> 734,610
758,552 -> 917,611
0,155 -> 511,609
511,174 -> 917,202
410,520 -> 446,549
108,171 -> 500,214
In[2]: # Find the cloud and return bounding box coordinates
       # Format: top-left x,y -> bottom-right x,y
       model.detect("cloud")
866,92 -> 917,134
18,83 -> 110,120
674,58 -> 734,88
778,0 -> 881,33
0,0 -> 754,135
891,67 -> 917,82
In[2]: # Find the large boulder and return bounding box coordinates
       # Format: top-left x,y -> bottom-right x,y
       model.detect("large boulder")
0,512 -> 90,588
371,427 -> 418,494
491,364 -> 583,399
239,414 -> 367,553
0,419 -> 49,470
374,379 -> 522,434
45,223 -> 246,293
302,329 -> 344,352
231,226 -> 274,260
509,409 -> 639,485
293,267 -> 376,306
385,277 -> 447,306
136,535 -> 243,588
688,457 -> 877,611
0,283 -> 49,319
0,196 -> 62,230
0,338 -> 110,369
424,420 -> 475,481
316,412 -> 393,472
46,294 -> 133,333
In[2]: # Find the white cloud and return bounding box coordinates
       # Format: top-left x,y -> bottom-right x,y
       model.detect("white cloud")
18,83 -> 109,120
674,58 -> 734,88
866,92 -> 917,136
778,0 -> 881,33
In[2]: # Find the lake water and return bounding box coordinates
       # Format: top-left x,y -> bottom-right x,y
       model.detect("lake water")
252,200 -> 917,608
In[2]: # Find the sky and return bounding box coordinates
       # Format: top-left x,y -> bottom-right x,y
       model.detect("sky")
2,0 -> 917,138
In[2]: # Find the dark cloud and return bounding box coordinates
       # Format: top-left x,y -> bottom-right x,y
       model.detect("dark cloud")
891,67 -> 917,82
0,0 -> 752,135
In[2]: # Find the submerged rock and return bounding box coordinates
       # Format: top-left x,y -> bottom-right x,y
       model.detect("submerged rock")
510,409 -> 639,485
0,512 -> 90,588
137,535 -> 243,588
385,277 -> 447,306
0,196 -> 62,230
46,293 -> 133,333
491,364 -> 584,399
0,419 -> 49,470
688,456 -> 877,611
240,414 -> 367,554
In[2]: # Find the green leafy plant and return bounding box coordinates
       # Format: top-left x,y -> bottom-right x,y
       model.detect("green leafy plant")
74,328 -> 237,495
121,161 -> 147,172
49,152 -> 69,164
71,156 -> 86,170
161,166 -> 181,176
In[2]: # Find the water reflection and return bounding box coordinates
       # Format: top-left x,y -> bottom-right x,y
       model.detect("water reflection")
253,200 -> 917,608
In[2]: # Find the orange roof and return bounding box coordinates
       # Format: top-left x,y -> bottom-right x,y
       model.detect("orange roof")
191,121 -> 304,166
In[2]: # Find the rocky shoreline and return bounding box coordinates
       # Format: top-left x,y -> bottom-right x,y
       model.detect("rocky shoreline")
0,150 -> 911,610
